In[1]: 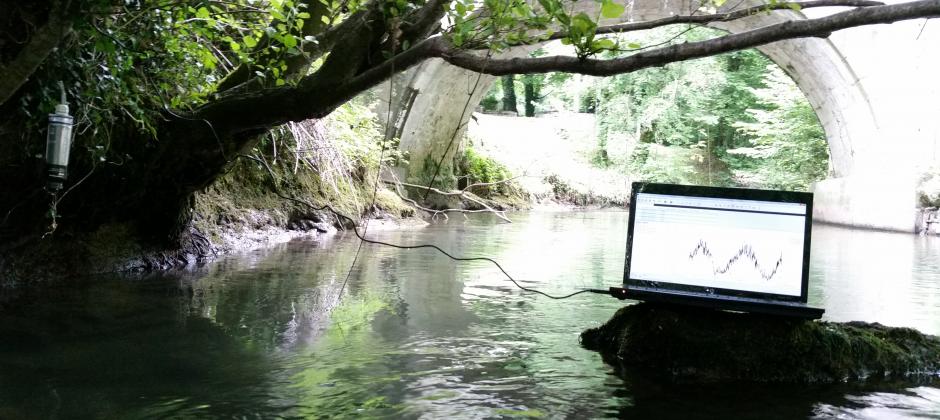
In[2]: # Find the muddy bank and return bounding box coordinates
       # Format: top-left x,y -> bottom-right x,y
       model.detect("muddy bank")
581,303 -> 940,384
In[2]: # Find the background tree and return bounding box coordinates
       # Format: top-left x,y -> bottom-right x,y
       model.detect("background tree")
522,74 -> 541,117
500,75 -> 518,114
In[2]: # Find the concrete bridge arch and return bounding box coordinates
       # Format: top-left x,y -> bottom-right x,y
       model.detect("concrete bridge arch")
382,0 -> 939,232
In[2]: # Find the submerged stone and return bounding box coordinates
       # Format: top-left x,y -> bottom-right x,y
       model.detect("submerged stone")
580,303 -> 940,383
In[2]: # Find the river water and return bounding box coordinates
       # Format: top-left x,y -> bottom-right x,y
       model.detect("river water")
1,211 -> 939,419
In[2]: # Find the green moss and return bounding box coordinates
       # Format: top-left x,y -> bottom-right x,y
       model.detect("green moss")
419,390 -> 460,401
581,303 -> 940,383
493,408 -> 545,418
191,155 -> 414,240
411,154 -> 457,192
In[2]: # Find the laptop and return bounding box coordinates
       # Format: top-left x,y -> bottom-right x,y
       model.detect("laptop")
609,182 -> 825,319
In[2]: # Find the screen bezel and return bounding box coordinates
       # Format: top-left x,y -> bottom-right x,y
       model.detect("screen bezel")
624,182 -> 814,303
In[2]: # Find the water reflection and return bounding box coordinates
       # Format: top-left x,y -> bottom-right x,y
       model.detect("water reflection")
810,224 -> 940,334
0,212 -> 938,418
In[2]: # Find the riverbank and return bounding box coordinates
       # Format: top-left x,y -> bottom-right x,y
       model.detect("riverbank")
0,157 -> 424,286
0,151 -> 617,286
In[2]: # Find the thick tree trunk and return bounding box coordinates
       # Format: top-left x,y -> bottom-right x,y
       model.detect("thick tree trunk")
523,76 -> 537,117
500,75 -> 518,114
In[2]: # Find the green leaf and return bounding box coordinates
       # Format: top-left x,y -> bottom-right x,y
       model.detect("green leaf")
600,0 -> 625,19
593,38 -> 616,50
244,35 -> 258,48
571,13 -> 596,34
627,42 -> 641,49
787,2 -> 802,11
282,35 -> 297,48
195,6 -> 210,19
321,15 -> 331,24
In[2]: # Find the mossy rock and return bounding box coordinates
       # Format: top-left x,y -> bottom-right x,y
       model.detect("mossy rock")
580,303 -> 940,383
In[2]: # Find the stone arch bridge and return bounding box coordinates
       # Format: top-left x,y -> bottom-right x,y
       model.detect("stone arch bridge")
380,0 -> 939,232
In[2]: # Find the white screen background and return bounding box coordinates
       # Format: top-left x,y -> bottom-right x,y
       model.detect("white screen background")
628,193 -> 806,297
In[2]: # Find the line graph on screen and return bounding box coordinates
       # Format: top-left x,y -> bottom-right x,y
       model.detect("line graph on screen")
688,239 -> 783,281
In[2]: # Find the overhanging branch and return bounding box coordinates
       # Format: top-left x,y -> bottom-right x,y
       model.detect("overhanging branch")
191,0 -> 938,138
443,0 -> 940,76
402,0 -> 452,39
0,9 -> 72,106
588,0 -> 884,39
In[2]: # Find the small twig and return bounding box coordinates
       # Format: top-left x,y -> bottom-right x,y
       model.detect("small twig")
916,17 -> 930,39
1,189 -> 42,228
462,172 -> 526,193
387,186 -> 450,221
381,179 -> 512,223
237,153 -> 277,184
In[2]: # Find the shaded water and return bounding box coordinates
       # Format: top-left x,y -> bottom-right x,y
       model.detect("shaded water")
1,212 -> 939,418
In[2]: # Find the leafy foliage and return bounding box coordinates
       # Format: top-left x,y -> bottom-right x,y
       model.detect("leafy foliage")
12,0 -> 315,161
457,147 -> 513,197
729,66 -> 829,190
589,27 -> 827,190
918,168 -> 940,207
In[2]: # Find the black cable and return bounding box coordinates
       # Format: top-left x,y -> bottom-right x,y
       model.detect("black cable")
421,50 -> 493,201
278,194 -> 609,300
335,43 -> 397,302
342,215 -> 600,299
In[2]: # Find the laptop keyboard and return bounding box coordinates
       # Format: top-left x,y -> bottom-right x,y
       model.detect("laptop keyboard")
630,286 -> 806,306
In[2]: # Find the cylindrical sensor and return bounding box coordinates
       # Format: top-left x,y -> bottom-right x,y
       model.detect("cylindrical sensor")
45,103 -> 74,192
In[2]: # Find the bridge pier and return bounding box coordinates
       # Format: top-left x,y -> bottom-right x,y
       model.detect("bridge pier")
813,175 -> 919,233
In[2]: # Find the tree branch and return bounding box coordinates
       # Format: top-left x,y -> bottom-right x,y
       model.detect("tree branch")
192,33 -> 442,133
382,179 -> 513,223
0,8 -> 72,106
462,173 -> 527,193
442,0 -> 940,76
191,0 -> 938,140
562,0 -> 886,42
401,0 -> 451,40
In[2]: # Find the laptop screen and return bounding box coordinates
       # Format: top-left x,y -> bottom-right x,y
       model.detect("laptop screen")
625,183 -> 812,302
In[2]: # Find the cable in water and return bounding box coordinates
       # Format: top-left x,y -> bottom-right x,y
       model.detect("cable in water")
324,20 -> 608,301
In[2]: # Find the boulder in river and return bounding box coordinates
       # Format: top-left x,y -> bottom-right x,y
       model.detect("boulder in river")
580,303 -> 940,383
